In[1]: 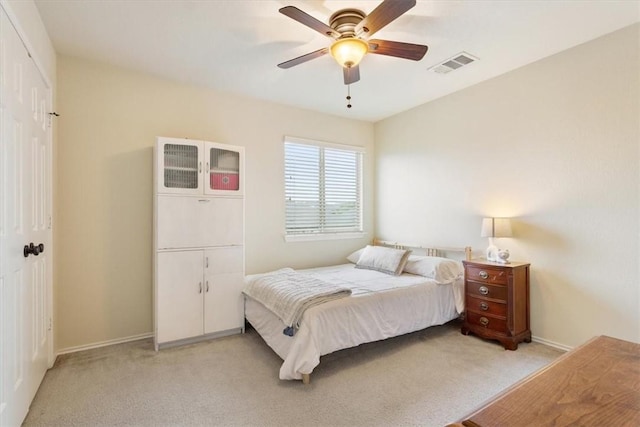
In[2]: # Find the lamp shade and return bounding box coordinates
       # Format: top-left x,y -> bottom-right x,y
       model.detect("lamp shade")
330,38 -> 369,68
480,217 -> 513,238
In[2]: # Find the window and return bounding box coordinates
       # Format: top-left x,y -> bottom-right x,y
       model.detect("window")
284,137 -> 364,240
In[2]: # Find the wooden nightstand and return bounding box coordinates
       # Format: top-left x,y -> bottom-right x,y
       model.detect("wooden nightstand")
461,259 -> 531,350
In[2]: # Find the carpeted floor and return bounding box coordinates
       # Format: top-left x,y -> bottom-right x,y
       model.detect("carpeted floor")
23,321 -> 563,426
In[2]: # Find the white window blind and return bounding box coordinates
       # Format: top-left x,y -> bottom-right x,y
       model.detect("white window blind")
285,137 -> 363,237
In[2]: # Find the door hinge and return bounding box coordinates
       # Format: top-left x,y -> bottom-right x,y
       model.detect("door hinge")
48,215 -> 52,229
48,318 -> 52,331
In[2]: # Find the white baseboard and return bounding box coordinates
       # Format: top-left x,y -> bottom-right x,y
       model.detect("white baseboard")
156,328 -> 242,350
56,332 -> 154,356
531,335 -> 573,352
56,331 -> 572,356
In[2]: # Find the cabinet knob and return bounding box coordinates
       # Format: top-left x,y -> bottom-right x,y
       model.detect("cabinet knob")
479,270 -> 489,279
479,286 -> 489,295
480,302 -> 489,311
479,317 -> 489,327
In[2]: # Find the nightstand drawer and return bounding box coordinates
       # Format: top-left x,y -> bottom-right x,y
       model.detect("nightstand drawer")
466,281 -> 507,301
465,265 -> 508,285
466,295 -> 508,317
466,311 -> 508,334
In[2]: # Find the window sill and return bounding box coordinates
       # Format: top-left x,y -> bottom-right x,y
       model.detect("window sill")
284,232 -> 367,243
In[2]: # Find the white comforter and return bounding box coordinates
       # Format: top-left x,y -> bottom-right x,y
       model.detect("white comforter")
244,264 -> 464,380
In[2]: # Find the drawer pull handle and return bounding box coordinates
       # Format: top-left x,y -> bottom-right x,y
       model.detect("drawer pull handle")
479,270 -> 489,279
479,286 -> 489,295
479,317 -> 489,326
480,302 -> 489,311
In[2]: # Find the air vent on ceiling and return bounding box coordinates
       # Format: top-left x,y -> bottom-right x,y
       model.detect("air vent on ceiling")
429,52 -> 479,74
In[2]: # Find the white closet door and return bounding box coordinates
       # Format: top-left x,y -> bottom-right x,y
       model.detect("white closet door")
203,246 -> 244,334
156,196 -> 243,249
156,251 -> 204,343
0,7 -> 52,426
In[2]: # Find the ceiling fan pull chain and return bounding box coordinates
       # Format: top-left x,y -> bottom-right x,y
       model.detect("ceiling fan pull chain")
346,82 -> 352,109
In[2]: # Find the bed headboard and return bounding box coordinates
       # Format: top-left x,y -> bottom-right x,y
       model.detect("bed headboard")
373,239 -> 472,261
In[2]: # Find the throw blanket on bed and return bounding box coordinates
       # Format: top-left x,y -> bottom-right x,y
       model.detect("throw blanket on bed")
243,268 -> 352,336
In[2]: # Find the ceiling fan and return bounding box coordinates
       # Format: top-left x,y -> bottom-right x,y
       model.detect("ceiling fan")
277,0 -> 428,87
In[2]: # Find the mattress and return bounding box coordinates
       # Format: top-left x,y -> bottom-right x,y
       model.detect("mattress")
244,263 -> 464,380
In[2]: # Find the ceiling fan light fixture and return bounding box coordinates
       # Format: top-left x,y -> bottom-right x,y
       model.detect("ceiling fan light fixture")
330,38 -> 369,68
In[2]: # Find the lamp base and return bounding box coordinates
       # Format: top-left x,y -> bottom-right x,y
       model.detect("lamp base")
486,245 -> 499,262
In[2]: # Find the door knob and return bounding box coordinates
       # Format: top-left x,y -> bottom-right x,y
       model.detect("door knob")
23,243 -> 44,257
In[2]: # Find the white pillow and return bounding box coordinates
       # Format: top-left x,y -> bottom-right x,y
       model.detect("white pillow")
403,255 -> 463,284
346,248 -> 365,264
355,245 -> 411,276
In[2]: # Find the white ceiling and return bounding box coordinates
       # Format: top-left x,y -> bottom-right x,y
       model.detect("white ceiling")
34,0 -> 639,122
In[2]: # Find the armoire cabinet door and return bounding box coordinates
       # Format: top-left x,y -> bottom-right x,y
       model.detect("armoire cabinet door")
156,250 -> 204,343
204,246 -> 244,334
156,137 -> 203,195
204,142 -> 244,196
156,196 -> 244,249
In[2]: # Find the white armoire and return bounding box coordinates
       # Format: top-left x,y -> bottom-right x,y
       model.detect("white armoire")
153,136 -> 245,350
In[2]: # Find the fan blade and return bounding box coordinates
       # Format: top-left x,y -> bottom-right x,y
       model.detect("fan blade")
277,48 -> 329,69
279,6 -> 340,39
343,65 -> 360,85
368,39 -> 428,61
355,0 -> 416,38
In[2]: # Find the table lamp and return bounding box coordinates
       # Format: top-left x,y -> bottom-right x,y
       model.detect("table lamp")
481,217 -> 512,263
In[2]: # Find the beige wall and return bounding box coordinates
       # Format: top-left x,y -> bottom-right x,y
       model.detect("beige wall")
55,56 -> 374,351
375,24 -> 639,349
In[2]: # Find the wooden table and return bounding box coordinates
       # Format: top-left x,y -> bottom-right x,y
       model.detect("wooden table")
449,335 -> 640,426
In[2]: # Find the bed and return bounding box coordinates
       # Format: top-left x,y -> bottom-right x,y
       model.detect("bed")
243,240 -> 472,383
